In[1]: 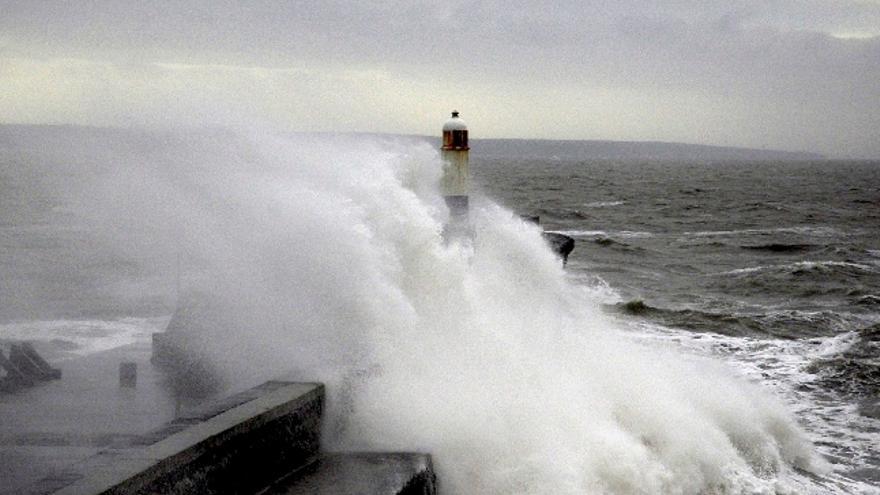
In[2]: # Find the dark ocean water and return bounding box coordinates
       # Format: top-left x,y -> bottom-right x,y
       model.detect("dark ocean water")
475,158 -> 880,486
475,160 -> 880,337
1,128 -> 878,490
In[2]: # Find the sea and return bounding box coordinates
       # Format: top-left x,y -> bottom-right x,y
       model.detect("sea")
0,126 -> 878,493
475,157 -> 880,491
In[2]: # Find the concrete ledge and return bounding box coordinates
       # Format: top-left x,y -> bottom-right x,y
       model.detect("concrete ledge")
48,381 -> 324,495
263,453 -> 436,495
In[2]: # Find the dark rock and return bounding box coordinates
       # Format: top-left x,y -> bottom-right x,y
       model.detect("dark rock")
4,343 -> 61,383
542,232 -> 575,265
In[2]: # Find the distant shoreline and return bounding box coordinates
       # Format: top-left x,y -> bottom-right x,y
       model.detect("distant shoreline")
0,123 -> 835,161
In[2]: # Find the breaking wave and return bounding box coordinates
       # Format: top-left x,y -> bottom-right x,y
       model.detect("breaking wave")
553,229 -> 655,239
610,300 -> 880,340
805,324 -> 880,399
619,320 -> 880,492
86,131 -> 831,494
714,261 -> 877,277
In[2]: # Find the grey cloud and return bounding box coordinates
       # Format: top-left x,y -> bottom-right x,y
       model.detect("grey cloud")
2,1 -> 876,59
0,0 -> 878,156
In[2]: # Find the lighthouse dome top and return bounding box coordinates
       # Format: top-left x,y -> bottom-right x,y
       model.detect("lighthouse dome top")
443,111 -> 468,131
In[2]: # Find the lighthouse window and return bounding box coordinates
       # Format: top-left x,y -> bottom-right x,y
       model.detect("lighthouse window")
453,130 -> 467,148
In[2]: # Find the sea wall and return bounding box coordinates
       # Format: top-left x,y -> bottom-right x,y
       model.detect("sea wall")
47,381 -> 322,495
34,379 -> 435,495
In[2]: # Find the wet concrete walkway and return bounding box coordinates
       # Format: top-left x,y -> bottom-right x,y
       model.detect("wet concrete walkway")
1,342 -> 437,495
0,342 -> 179,494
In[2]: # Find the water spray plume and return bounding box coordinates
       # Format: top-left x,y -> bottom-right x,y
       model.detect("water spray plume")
74,129 -> 826,494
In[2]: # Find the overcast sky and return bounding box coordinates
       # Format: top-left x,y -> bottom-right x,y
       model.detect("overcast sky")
1,1 -> 878,157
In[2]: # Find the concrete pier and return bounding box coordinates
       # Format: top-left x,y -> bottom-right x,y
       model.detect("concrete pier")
2,340 -> 436,495
0,342 -> 180,494
46,381 -> 324,495
20,379 -> 434,495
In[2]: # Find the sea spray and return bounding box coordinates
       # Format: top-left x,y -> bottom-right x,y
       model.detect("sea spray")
69,130 -> 827,493
337,204 -> 822,493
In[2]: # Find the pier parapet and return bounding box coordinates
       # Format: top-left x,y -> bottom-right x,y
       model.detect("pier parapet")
31,380 -> 436,495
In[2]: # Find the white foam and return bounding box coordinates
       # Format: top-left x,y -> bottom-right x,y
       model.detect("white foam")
808,330 -> 859,356
565,270 -> 623,305
715,265 -> 767,276
551,229 -> 608,237
616,230 -> 655,238
684,226 -> 841,237
617,320 -> 880,494
69,131 -> 834,494
714,261 -> 877,276
584,200 -> 625,208
552,229 -> 655,239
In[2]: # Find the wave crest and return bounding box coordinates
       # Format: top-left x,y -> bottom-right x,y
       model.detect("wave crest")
90,132 -> 827,494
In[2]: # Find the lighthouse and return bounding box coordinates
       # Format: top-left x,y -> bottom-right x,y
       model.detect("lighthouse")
441,111 -> 470,222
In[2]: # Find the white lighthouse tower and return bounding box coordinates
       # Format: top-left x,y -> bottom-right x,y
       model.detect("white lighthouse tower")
441,110 -> 470,222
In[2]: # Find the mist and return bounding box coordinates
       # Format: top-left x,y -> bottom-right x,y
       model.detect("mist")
1,1 -> 877,490
2,124 -> 841,493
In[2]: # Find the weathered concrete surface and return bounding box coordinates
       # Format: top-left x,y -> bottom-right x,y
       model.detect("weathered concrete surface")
264,453 -> 436,495
4,334 -> 437,495
46,381 -> 323,495
0,342 -> 181,494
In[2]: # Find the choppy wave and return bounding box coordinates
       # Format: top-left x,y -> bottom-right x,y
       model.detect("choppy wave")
855,295 -> 880,307
590,237 -> 645,252
714,261 -> 877,277
740,243 -> 817,253
535,207 -> 591,220
609,300 -> 880,339
86,133 -> 826,494
583,200 -> 625,208
805,324 -> 880,399
6,131 -> 865,493
553,229 -> 655,239
684,226 -> 842,237
613,297 -> 880,409
619,320 -> 880,492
